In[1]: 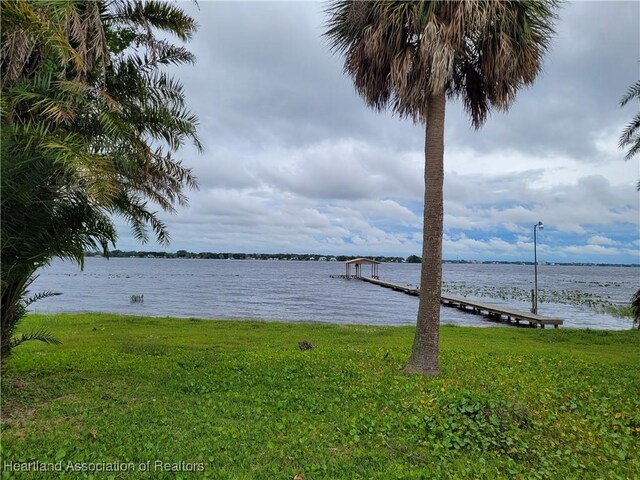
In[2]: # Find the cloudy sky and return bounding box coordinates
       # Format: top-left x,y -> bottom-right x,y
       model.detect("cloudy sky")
116,1 -> 639,264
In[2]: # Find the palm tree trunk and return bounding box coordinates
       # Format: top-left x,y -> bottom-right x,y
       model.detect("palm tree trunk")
404,92 -> 446,375
1,270 -> 31,360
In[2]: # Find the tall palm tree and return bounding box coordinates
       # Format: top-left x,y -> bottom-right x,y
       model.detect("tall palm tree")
326,1 -> 558,375
1,0 -> 201,359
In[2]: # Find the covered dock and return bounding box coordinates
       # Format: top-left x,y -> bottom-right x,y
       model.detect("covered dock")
330,258 -> 381,279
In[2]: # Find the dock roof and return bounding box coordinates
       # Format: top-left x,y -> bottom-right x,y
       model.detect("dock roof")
345,258 -> 381,265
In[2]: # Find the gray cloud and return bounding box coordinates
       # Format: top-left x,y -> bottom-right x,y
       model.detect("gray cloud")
446,2 -> 640,160
112,1 -> 639,263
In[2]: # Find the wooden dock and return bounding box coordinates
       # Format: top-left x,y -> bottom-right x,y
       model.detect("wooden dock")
359,276 -> 419,295
357,277 -> 562,328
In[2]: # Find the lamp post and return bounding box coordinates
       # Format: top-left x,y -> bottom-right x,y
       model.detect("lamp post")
533,221 -> 544,314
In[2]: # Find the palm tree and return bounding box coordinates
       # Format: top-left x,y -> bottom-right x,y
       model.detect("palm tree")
326,1 -> 558,375
1,0 -> 201,359
0,124 -> 117,355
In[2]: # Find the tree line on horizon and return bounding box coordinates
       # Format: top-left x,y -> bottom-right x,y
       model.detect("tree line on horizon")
91,250 -> 409,263
87,250 -> 639,267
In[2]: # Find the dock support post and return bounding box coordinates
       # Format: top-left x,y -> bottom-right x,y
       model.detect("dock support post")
530,289 -> 536,314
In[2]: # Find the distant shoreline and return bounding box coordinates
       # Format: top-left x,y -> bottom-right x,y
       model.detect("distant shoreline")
82,251 -> 640,268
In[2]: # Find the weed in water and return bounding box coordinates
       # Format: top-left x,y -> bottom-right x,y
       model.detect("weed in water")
130,294 -> 144,303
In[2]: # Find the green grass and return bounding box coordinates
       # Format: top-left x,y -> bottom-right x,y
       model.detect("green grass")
1,314 -> 639,479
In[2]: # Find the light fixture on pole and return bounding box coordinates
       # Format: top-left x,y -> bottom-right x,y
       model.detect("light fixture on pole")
533,221 -> 544,314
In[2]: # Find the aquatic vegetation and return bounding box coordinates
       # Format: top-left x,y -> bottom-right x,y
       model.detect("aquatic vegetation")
442,282 -> 634,318
129,294 -> 144,304
598,304 -> 634,319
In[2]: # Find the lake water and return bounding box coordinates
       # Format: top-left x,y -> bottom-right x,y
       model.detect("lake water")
29,258 -> 639,330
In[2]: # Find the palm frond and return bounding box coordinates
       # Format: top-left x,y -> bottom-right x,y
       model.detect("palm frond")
324,0 -> 558,126
619,81 -> 640,161
0,0 -> 86,86
24,290 -> 61,307
10,328 -> 62,348
618,112 -> 640,150
620,80 -> 640,107
623,136 -> 640,161
110,0 -> 198,42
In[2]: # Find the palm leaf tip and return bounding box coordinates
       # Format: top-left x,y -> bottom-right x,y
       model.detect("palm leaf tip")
619,80 -> 640,107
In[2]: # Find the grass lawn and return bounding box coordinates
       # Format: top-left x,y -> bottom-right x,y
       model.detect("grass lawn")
1,313 -> 638,479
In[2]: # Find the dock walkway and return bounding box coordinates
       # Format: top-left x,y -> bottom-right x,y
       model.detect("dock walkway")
358,276 -> 562,328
